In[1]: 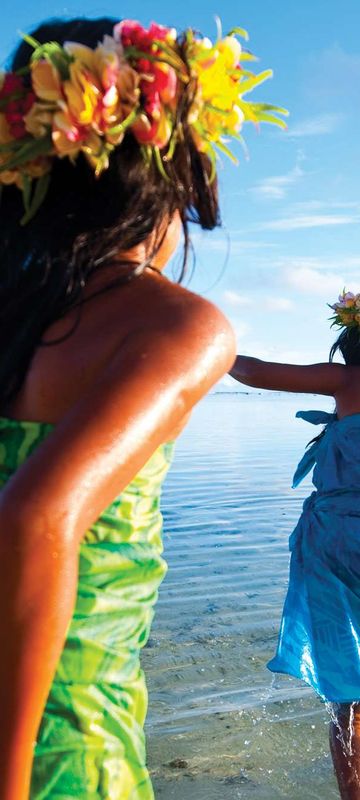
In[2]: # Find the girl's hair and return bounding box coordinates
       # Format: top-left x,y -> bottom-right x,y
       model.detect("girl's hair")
329,327 -> 360,366
0,17 -> 220,406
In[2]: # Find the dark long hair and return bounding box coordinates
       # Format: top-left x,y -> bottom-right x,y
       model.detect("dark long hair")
0,17 -> 220,406
329,326 -> 360,366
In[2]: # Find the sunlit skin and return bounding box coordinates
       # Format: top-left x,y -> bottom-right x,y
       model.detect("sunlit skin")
0,215 -> 236,800
230,355 -> 360,800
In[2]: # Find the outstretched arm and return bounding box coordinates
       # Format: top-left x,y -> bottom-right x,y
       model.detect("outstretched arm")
0,292 -> 235,800
229,355 -> 347,395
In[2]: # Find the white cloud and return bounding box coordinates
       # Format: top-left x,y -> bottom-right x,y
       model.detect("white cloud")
223,290 -> 251,306
288,113 -> 344,138
275,255 -> 360,274
222,292 -> 293,312
264,297 -> 294,311
284,266 -> 343,296
259,213 -> 360,231
251,165 -> 303,200
291,200 -> 360,213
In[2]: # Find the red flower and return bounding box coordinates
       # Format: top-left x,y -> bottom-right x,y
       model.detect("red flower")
113,20 -> 178,146
0,73 -> 35,139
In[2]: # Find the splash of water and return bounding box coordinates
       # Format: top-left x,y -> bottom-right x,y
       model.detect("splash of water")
325,700 -> 360,787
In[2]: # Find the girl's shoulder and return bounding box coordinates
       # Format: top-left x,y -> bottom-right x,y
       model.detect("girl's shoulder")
6,270 -> 234,425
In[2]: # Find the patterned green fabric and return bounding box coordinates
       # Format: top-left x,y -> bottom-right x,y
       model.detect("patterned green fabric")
0,417 -> 174,799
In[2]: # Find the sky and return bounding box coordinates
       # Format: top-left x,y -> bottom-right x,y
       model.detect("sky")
2,0 -> 360,389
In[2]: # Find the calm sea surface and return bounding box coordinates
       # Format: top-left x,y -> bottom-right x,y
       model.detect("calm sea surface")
142,392 -> 340,800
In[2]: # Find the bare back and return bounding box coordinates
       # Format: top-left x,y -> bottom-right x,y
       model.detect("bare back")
3,266 -> 193,437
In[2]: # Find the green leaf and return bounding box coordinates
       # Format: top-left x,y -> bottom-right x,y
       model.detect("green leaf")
153,146 -> 170,181
22,173 -> 32,214
20,32 -> 41,50
140,144 -> 153,167
238,52 -> 258,63
215,139 -> 238,164
238,69 -> 273,96
152,39 -> 185,70
0,135 -> 52,173
227,27 -> 249,41
251,101 -> 289,116
255,112 -> 288,129
107,107 -> 139,136
28,40 -> 73,80
163,131 -> 178,162
204,102 -> 233,116
0,139 -> 23,154
20,172 -> 51,225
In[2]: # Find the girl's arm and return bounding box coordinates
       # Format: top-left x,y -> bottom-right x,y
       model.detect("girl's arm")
0,290 -> 235,800
229,355 -> 347,395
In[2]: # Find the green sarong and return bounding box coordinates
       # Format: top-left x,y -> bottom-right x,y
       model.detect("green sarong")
0,417 -> 173,799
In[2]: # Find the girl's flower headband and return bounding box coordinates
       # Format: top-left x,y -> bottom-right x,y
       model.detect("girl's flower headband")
329,290 -> 360,329
0,19 -> 288,224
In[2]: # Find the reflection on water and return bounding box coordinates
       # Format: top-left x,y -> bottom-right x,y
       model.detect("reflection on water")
143,393 -> 339,799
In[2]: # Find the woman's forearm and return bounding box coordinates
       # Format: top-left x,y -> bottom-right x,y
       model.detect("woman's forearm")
0,507 -> 78,800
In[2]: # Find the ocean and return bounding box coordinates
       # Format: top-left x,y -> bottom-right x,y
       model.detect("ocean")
142,392 -> 339,799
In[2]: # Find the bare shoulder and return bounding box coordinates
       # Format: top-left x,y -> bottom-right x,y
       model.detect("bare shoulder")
11,271 -> 235,423
120,273 -> 236,374
133,272 -> 234,333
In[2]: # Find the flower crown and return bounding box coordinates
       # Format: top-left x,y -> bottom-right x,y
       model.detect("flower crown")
329,290 -> 360,329
0,19 -> 288,224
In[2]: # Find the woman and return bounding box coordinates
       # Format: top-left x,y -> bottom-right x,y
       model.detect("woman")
0,16 -> 285,799
230,294 -> 360,800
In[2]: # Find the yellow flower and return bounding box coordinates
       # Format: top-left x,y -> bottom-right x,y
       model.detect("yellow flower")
217,36 -> 242,69
93,40 -> 121,91
0,113 -> 50,187
63,61 -> 100,127
101,64 -> 140,143
64,42 -> 97,72
82,130 -> 110,175
0,113 -> 21,186
25,156 -> 52,178
0,168 -> 23,187
93,41 -> 140,140
31,60 -> 63,102
52,110 -> 84,157
24,101 -> 53,138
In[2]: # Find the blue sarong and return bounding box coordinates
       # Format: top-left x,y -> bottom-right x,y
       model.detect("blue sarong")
268,410 -> 360,702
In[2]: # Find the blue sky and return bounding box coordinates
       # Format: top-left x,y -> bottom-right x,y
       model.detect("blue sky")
2,0 -> 360,387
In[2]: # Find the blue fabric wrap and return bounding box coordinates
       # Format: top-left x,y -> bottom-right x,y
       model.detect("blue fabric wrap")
268,410 -> 360,702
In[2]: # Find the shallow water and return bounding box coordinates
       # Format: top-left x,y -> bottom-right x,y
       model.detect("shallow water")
142,393 -> 340,799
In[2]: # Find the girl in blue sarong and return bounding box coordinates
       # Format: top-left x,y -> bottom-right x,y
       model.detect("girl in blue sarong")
230,290 -> 360,800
